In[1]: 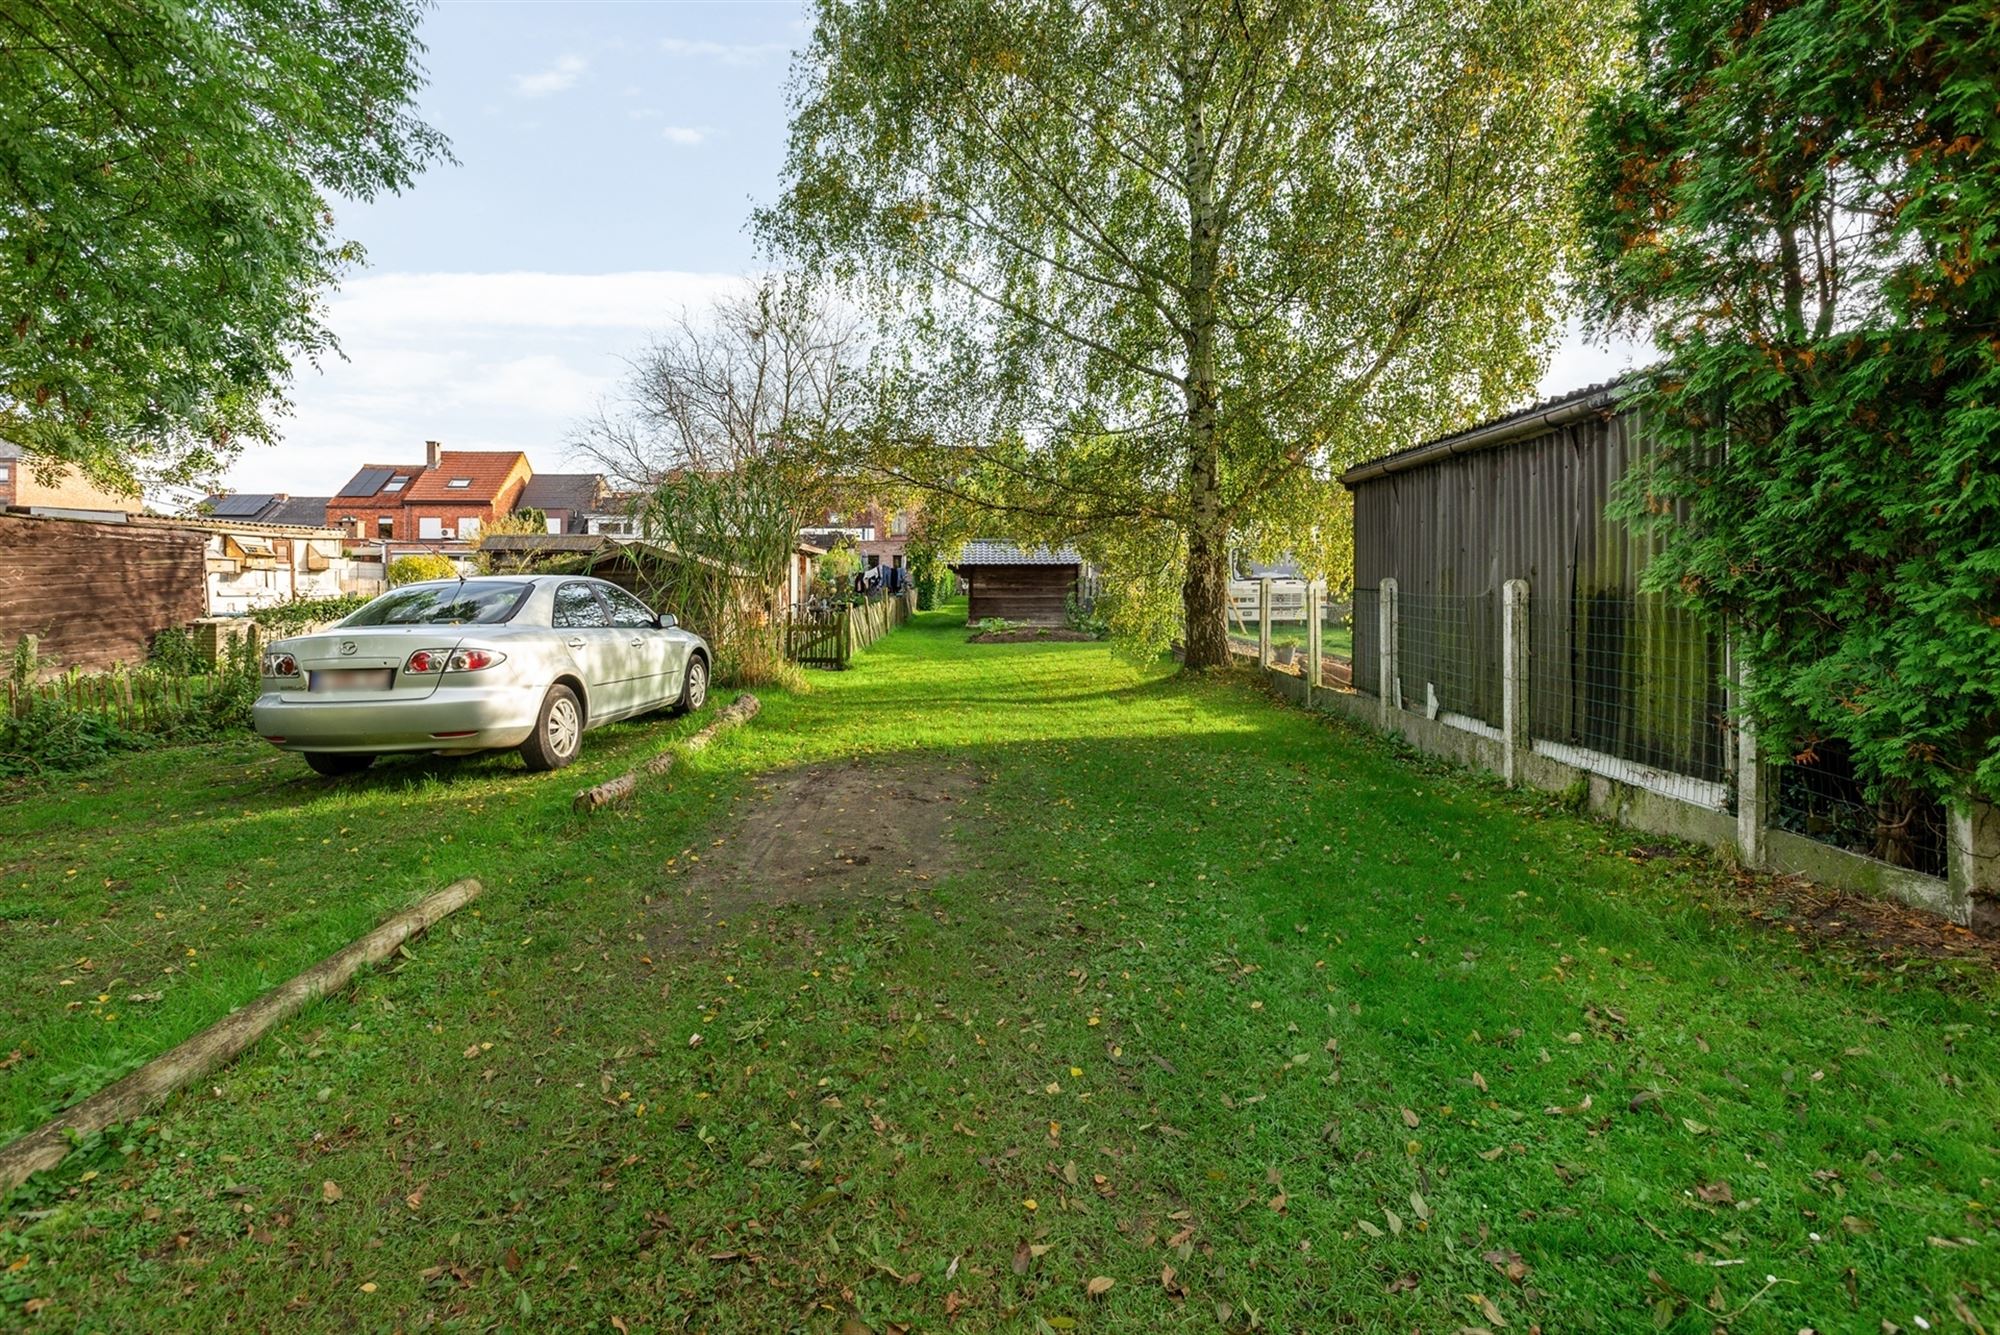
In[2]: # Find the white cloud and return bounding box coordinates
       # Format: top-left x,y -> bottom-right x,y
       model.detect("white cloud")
661,125 -> 712,146
513,54 -> 587,97
659,36 -> 790,67
218,271 -> 754,494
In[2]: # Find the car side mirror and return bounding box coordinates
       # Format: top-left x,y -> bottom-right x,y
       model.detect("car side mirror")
656,613 -> 677,630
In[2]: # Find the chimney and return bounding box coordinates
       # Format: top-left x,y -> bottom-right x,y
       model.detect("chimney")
425,439 -> 442,469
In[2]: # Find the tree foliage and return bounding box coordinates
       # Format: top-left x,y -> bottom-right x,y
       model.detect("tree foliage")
1581,0 -> 2000,800
764,0 -> 1616,664
571,279 -> 873,685
0,0 -> 449,493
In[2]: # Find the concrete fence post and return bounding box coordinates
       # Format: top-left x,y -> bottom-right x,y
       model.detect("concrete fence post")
1733,655 -> 1767,869
1947,796 -> 1997,931
1501,579 -> 1529,786
1377,578 -> 1398,727
1306,581 -> 1323,705
1257,578 -> 1273,668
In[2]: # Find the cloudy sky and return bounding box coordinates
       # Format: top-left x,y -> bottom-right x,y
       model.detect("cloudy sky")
223,0 -> 1643,497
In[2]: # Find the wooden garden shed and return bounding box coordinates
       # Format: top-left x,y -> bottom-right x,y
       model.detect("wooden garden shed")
951,540 -> 1082,625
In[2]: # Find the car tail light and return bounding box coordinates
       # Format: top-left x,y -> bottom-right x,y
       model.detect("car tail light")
446,648 -> 505,672
405,648 -> 506,675
261,651 -> 298,678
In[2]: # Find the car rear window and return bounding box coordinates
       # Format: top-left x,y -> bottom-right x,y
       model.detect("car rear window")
343,581 -> 532,627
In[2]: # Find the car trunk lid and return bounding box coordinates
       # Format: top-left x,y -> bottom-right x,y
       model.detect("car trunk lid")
276,627 -> 463,701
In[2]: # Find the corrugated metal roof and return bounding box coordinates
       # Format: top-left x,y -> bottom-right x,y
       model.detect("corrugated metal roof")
955,540 -> 1083,566
1340,375 -> 1642,486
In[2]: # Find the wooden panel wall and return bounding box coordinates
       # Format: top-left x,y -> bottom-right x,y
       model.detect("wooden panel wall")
966,565 -> 1078,625
0,514 -> 207,671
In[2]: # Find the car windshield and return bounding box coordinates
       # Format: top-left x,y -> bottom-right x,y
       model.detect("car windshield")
342,581 -> 531,627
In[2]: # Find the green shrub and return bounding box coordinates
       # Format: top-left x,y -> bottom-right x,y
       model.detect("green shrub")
1064,591 -> 1108,639
389,553 -> 457,585
147,626 -> 203,675
253,593 -> 370,637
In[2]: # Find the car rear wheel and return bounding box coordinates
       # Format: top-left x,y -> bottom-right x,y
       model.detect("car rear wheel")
304,752 -> 375,777
673,655 -> 709,715
521,684 -> 583,771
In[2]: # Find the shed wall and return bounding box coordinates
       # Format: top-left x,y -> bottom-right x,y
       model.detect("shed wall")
1349,406 -> 1729,785
0,514 -> 206,671
965,565 -> 1078,625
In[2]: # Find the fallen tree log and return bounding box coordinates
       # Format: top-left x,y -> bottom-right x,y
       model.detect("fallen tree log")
573,693 -> 760,813
0,878 -> 482,1197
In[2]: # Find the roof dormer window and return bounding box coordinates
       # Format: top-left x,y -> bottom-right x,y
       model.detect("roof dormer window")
384,477 -> 407,492
447,478 -> 472,488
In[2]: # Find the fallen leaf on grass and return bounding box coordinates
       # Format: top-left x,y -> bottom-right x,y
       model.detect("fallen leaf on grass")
1544,1095 -> 1592,1116
1471,1071 -> 1488,1093
1467,1292 -> 1507,1326
321,1180 -> 342,1204
1481,1249 -> 1529,1284
1401,1107 -> 1421,1128
1694,1181 -> 1734,1205
1478,1146 -> 1507,1162
1384,1271 -> 1420,1294
1385,1209 -> 1403,1236
1086,1277 -> 1114,1298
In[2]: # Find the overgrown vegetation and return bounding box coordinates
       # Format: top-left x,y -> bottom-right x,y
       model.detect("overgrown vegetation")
387,553 -> 457,586
2,612 -> 1993,1329
251,594 -> 371,637
1581,0 -> 2000,806
0,635 -> 259,777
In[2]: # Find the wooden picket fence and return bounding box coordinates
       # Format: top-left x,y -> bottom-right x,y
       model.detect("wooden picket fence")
4,666 -> 216,733
785,591 -> 914,669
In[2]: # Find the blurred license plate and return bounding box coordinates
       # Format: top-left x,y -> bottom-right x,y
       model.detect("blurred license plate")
308,669 -> 394,692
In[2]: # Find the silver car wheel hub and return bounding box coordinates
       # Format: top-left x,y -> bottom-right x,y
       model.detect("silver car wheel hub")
688,665 -> 707,710
548,697 -> 580,755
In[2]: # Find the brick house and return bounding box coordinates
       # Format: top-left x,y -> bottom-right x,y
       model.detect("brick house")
327,453 -> 431,541
1,440 -> 138,520
326,442 -> 532,546
402,449 -> 531,544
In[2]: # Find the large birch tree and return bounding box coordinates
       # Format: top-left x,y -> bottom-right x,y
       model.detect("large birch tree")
763,0 -> 1617,665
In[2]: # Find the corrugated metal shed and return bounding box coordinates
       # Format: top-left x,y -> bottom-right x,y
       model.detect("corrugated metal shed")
1342,383 -> 1729,786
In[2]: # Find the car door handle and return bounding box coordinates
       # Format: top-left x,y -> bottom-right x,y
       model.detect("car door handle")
628,636 -> 643,646
566,637 -> 586,650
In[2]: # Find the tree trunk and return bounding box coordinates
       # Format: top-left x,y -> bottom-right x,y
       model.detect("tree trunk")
1181,488 -> 1231,668
1178,33 -> 1229,671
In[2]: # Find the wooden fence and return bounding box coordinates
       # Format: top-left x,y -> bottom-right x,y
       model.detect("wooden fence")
5,666 -> 222,733
784,591 -> 913,669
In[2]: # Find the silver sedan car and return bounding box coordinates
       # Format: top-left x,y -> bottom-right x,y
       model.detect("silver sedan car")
253,575 -> 711,776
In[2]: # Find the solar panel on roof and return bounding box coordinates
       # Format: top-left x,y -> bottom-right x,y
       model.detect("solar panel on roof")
210,494 -> 274,518
337,467 -> 394,497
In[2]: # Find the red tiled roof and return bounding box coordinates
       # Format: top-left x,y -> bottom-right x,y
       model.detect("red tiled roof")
403,451 -> 528,503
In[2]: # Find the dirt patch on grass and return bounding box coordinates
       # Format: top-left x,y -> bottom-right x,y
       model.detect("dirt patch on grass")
666,757 -> 983,918
969,628 -> 1097,643
1729,868 -> 2000,971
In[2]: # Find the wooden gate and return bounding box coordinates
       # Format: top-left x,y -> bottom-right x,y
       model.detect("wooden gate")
786,606 -> 849,668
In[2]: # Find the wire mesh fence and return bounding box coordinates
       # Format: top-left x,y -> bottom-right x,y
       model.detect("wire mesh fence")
1527,592 -> 1732,805
1771,740 -> 1949,877
1350,589 -> 1380,695
1395,592 -> 1501,728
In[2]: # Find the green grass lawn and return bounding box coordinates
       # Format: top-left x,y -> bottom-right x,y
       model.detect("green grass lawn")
3,609 -> 1995,1332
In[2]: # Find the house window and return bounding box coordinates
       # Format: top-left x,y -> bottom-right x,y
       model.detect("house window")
384,477 -> 407,492
459,517 -> 481,540
545,516 -> 563,534
0,465 -> 10,482
446,478 -> 472,489
377,516 -> 393,537
418,516 -> 445,540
